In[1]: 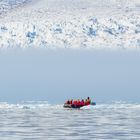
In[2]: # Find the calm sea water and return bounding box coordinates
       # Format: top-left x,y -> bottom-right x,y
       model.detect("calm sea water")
0,102 -> 140,140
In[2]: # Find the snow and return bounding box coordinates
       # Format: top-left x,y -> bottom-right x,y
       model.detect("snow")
0,0 -> 140,49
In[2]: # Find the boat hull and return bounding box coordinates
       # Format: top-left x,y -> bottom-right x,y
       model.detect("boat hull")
63,102 -> 96,109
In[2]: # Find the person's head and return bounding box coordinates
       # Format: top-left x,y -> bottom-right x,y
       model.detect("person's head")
87,97 -> 90,99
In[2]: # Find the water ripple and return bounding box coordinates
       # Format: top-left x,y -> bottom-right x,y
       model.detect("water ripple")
0,102 -> 140,139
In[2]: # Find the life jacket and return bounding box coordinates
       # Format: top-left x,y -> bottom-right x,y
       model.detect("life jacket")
77,100 -> 81,106
70,100 -> 73,104
73,100 -> 77,105
85,102 -> 87,105
81,101 -> 84,106
87,99 -> 91,105
85,100 -> 89,105
66,100 -> 70,104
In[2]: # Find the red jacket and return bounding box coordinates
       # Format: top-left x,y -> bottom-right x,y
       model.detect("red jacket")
73,101 -> 77,105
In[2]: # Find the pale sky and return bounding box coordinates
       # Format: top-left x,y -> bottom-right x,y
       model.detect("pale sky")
0,49 -> 140,104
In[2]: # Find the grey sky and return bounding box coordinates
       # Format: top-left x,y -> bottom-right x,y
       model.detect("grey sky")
0,49 -> 140,104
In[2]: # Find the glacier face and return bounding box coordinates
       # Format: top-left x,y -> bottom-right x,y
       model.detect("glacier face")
0,0 -> 29,15
0,0 -> 140,49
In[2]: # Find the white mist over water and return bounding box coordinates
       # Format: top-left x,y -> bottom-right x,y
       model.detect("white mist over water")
0,49 -> 140,104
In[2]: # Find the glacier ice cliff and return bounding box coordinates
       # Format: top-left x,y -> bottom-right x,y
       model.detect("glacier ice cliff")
0,0 -> 140,49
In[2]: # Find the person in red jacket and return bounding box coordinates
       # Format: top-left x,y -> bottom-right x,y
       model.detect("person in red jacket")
65,100 -> 70,104
81,99 -> 85,106
87,97 -> 91,105
73,100 -> 77,106
70,99 -> 73,105
84,99 -> 88,105
84,97 -> 91,106
77,99 -> 81,106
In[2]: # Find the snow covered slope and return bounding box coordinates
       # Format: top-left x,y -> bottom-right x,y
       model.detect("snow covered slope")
0,0 -> 140,49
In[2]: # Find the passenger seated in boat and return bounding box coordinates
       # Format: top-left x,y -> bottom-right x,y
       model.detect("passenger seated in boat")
66,100 -> 70,104
73,100 -> 78,106
70,99 -> 73,105
84,97 -> 91,105
87,97 -> 91,104
81,99 -> 85,106
84,99 -> 88,105
77,99 -> 81,106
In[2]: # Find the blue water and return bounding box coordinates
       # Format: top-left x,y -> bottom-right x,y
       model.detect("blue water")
0,102 -> 140,140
